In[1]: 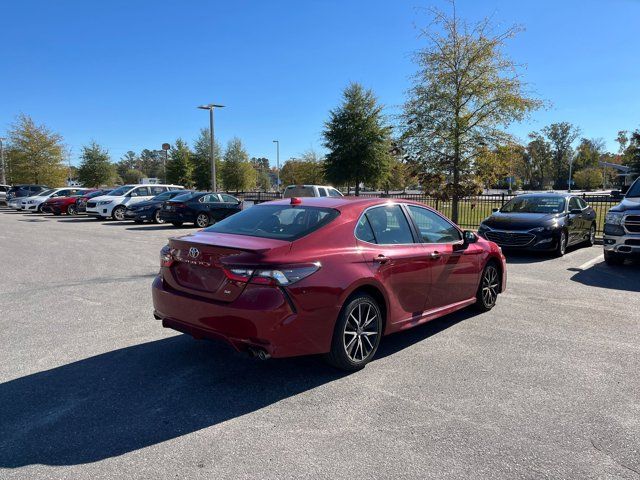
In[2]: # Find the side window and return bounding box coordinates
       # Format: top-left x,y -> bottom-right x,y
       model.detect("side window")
406,205 -> 462,243
221,194 -> 238,203
134,186 -> 150,197
200,194 -> 219,203
577,198 -> 587,209
568,197 -> 580,211
151,186 -> 165,195
355,215 -> 377,243
364,205 -> 415,245
328,188 -> 342,197
318,188 -> 328,197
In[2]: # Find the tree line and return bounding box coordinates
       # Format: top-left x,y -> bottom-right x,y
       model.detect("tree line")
3,3 -> 639,222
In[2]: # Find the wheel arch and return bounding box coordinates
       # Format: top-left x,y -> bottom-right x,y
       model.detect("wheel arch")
340,282 -> 389,334
484,254 -> 504,293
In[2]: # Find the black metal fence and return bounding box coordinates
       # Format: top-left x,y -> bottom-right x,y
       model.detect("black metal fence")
228,191 -> 620,237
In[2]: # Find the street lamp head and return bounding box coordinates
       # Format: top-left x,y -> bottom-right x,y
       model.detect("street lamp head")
198,104 -> 225,110
272,140 -> 278,143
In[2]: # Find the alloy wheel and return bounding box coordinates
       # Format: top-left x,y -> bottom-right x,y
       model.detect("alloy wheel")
113,207 -> 125,221
343,301 -> 380,363
558,231 -> 566,256
589,225 -> 596,245
154,209 -> 164,224
67,204 -> 77,215
481,265 -> 499,308
196,213 -> 209,228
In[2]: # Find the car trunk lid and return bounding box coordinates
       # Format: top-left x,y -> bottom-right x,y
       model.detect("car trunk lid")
164,232 -> 290,302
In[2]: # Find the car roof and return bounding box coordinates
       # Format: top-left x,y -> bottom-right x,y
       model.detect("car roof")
263,196 -> 432,211
513,192 -> 574,198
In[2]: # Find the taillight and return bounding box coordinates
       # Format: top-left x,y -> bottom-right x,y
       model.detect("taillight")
223,263 -> 320,286
160,245 -> 174,267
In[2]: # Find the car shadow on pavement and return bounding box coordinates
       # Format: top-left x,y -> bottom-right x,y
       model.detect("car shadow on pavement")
0,309 -> 470,468
569,261 -> 640,292
126,225 -> 194,231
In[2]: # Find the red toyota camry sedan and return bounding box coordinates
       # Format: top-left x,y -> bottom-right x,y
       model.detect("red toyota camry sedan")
152,197 -> 506,370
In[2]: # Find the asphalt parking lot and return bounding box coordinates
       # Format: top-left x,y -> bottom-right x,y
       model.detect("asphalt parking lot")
1,207 -> 639,480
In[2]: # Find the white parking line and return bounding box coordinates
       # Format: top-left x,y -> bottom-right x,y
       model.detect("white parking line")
576,254 -> 603,271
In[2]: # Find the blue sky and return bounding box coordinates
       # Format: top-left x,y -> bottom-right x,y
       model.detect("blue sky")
2,0 -> 639,167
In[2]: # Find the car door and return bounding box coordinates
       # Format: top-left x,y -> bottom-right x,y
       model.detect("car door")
405,204 -> 483,309
355,204 -> 431,321
219,194 -> 242,218
128,186 -> 150,206
577,197 -> 596,240
567,197 -> 583,245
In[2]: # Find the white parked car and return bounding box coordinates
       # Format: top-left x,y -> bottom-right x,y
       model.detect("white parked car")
20,187 -> 87,212
0,184 -> 9,204
282,185 -> 343,198
86,184 -> 184,220
8,197 -> 23,210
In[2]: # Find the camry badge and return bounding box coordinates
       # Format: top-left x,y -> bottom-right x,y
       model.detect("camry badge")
188,247 -> 200,258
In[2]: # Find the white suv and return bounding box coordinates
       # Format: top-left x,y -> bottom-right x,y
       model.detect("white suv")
282,185 -> 343,198
86,184 -> 184,220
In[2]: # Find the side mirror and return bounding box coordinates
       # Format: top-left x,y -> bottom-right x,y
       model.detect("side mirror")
130,192 -> 138,197
492,207 -> 499,213
570,208 -> 582,215
464,230 -> 478,244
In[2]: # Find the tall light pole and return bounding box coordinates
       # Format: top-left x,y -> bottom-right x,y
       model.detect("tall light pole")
161,143 -> 170,183
567,151 -> 575,193
272,140 -> 280,191
198,104 -> 224,191
0,138 -> 5,185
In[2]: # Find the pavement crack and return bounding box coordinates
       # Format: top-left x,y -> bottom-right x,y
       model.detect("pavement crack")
591,438 -> 640,477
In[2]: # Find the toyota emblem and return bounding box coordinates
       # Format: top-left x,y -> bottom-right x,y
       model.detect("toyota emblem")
188,247 -> 200,258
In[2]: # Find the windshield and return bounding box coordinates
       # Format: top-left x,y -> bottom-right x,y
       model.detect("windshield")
108,185 -> 133,196
152,191 -> 174,201
626,179 -> 640,198
204,204 -> 340,241
500,196 -> 566,214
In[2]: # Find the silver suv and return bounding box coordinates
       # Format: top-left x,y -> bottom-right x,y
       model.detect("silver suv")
603,177 -> 640,265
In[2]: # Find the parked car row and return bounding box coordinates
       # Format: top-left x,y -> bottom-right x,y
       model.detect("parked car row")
3,179 -> 639,370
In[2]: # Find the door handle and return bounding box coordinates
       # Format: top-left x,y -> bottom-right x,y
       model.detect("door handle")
429,251 -> 441,260
374,254 -> 390,264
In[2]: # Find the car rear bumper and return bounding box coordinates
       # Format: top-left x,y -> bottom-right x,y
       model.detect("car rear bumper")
158,211 -> 196,223
151,275 -> 335,358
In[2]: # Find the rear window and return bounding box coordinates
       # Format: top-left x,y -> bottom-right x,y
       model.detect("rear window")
205,205 -> 340,241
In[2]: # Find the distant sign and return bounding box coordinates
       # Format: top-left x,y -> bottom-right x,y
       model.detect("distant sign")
161,143 -> 171,151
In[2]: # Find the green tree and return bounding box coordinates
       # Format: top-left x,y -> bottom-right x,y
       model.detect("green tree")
323,82 -> 392,195
5,114 -> 67,185
527,133 -> 554,189
120,168 -> 143,184
401,4 -> 542,221
167,139 -> 193,187
280,151 -> 326,186
623,130 -> 640,174
573,168 -> 603,190
250,157 -> 271,190
574,137 -> 605,171
221,137 -> 256,191
77,141 -> 117,187
191,128 -> 222,190
541,122 -> 581,188
116,151 -> 140,180
138,149 -> 164,180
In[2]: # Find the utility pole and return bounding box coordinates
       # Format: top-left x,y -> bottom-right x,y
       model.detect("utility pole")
0,138 -> 6,185
161,143 -> 170,183
567,151 -> 575,192
198,104 -> 224,191
272,140 -> 280,191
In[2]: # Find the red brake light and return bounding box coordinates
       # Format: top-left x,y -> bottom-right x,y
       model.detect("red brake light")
290,197 -> 302,205
223,264 -> 320,286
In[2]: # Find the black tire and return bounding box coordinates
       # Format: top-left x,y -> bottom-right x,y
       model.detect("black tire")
195,213 -> 210,228
585,223 -> 596,247
604,250 -> 624,266
67,204 -> 77,216
112,206 -> 126,221
554,230 -> 567,257
153,209 -> 165,224
53,212 -> 61,216
474,261 -> 500,312
325,293 -> 383,372
171,222 -> 183,227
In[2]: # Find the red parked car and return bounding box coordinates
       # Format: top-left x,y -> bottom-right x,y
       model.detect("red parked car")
41,189 -> 99,215
152,197 -> 506,370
